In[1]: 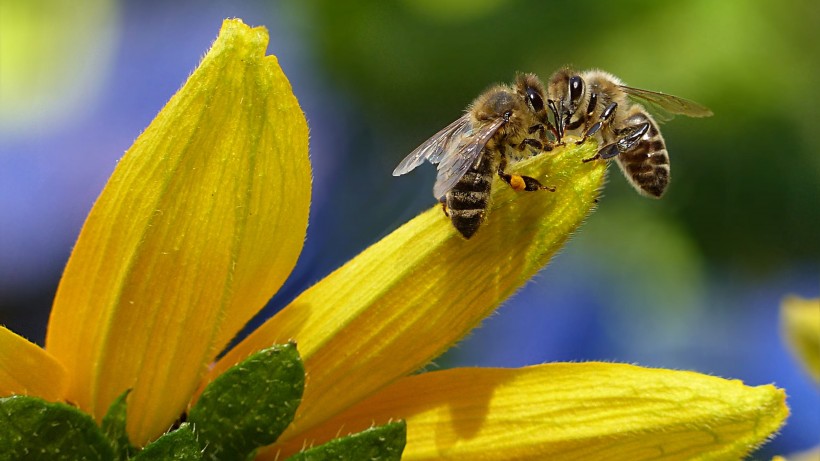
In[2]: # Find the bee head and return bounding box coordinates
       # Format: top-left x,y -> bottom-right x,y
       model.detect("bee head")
480,87 -> 537,141
567,76 -> 585,114
547,68 -> 586,140
514,73 -> 547,118
473,87 -> 517,121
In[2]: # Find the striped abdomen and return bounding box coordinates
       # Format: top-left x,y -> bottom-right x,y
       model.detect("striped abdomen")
615,109 -> 670,198
445,149 -> 496,239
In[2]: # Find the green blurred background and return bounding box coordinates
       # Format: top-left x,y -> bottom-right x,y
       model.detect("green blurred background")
1,0 -> 818,457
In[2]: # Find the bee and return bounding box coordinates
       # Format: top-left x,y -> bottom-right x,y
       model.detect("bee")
393,74 -> 556,239
547,68 -> 712,197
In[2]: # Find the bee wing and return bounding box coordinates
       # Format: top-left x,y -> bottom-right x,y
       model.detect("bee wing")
620,85 -> 713,123
432,116 -> 505,199
392,115 -> 472,176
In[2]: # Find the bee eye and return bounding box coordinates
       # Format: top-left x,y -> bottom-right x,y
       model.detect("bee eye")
526,87 -> 544,113
569,76 -> 584,106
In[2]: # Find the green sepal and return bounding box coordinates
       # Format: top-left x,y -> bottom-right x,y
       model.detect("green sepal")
188,342 -> 305,460
132,423 -> 202,460
101,389 -> 136,460
285,420 -> 407,461
0,395 -> 114,461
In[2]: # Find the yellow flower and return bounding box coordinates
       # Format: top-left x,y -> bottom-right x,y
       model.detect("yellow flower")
781,296 -> 820,384
778,296 -> 820,461
1,18 -> 787,459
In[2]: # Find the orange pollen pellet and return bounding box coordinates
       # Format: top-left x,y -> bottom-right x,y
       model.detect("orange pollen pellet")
510,174 -> 526,191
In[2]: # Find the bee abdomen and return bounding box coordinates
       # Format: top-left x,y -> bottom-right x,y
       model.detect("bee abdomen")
448,208 -> 486,239
621,138 -> 670,197
613,110 -> 670,198
446,154 -> 494,239
447,186 -> 491,239
457,169 -> 494,192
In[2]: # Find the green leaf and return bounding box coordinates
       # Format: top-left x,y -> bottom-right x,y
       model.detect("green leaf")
189,342 -> 305,460
0,395 -> 114,461
101,389 -> 135,460
132,423 -> 202,461
285,421 -> 407,461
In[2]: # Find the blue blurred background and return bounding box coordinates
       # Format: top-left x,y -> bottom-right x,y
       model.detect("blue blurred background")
1,0 -> 818,457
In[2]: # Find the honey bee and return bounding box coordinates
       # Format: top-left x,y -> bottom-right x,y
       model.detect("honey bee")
393,74 -> 556,239
547,68 -> 712,197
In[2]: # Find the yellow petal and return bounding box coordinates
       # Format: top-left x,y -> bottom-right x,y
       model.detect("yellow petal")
778,445 -> 820,461
44,19 -> 309,445
781,296 -> 820,383
267,363 -> 788,460
215,139 -> 606,442
0,326 -> 67,402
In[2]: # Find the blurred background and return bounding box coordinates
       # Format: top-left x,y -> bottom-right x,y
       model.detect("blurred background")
1,0 -> 818,456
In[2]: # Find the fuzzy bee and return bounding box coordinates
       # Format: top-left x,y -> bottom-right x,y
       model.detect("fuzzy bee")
393,74 -> 556,239
547,68 -> 712,197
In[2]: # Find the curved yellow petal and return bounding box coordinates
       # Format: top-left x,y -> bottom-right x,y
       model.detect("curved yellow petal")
267,363 -> 787,460
44,19 -> 309,445
781,296 -> 820,383
0,326 -> 67,402
216,140 -> 606,442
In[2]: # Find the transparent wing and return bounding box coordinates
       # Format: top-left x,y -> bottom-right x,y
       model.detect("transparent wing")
620,85 -> 713,123
392,115 -> 472,176
432,117 -> 505,199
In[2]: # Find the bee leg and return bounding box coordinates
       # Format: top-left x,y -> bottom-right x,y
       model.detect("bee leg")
583,122 -> 649,163
581,153 -> 598,163
513,174 -> 556,192
582,144 -> 617,163
498,156 -> 556,192
574,92 -> 600,145
529,122 -> 559,151
577,99 -> 616,146
530,124 -> 558,151
617,122 -> 650,151
439,196 -> 450,217
514,137 -> 548,155
527,125 -> 550,151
